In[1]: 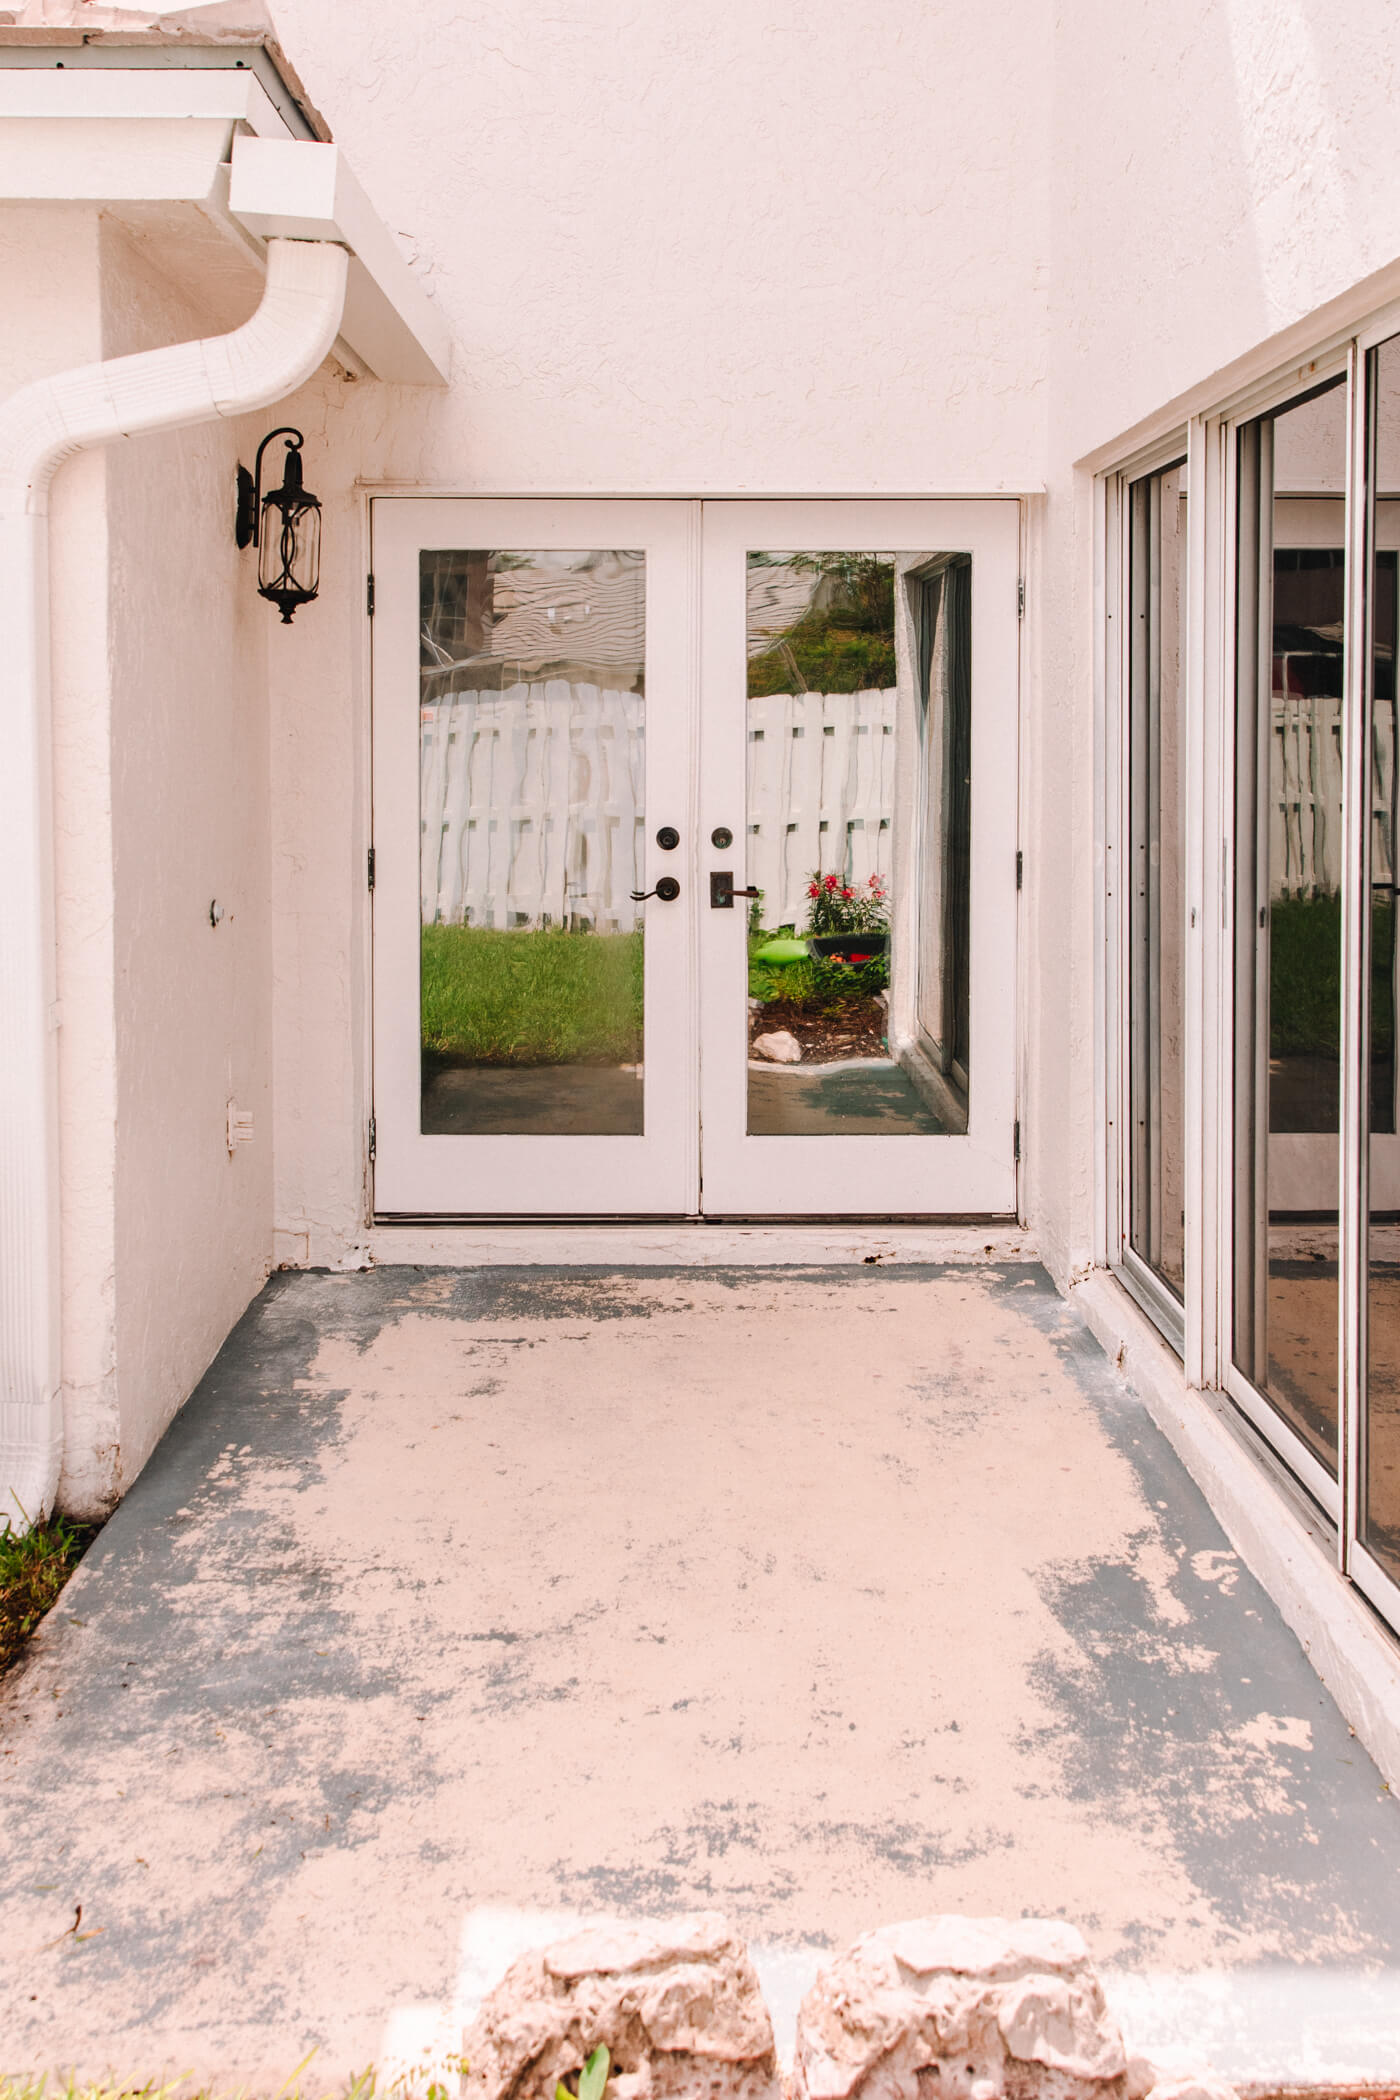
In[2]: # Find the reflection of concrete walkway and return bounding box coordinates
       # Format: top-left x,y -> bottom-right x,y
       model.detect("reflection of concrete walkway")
422,1062 -> 643,1135
4,1266 -> 1400,2087
748,1058 -> 948,1134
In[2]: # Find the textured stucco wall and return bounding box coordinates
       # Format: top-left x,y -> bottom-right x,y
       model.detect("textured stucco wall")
267,0 -> 1054,496
258,0 -> 1056,1264
99,219 -> 276,1495
1025,0 -> 1400,1287
261,0 -> 1400,1279
0,202 -> 278,1514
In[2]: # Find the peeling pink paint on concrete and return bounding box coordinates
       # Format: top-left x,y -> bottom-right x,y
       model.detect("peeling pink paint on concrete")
1,1267 -> 1395,2087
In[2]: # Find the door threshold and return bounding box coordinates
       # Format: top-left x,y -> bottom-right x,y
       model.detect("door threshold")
361,1218 -> 1036,1267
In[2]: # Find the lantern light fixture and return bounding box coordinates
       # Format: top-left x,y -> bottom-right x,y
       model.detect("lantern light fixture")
235,426 -> 322,623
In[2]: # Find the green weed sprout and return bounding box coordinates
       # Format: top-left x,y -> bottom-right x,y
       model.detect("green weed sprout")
556,2044 -> 609,2100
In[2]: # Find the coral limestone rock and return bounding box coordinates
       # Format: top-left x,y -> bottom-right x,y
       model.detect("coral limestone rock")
462,1911 -> 781,2100
752,1030 -> 803,1063
793,1916 -> 1130,2100
1143,2080 -> 1240,2100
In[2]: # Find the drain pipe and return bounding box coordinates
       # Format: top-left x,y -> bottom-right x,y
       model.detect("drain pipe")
0,236 -> 349,1530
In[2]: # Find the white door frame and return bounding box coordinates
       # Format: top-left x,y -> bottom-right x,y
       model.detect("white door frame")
370,495 -> 1022,1221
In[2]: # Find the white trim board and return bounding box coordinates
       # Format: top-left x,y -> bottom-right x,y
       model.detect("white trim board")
1072,1268 -> 1400,1791
0,78 -> 450,386
352,1222 -> 1037,1268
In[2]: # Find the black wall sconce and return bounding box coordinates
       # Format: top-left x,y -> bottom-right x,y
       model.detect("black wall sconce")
235,427 -> 321,623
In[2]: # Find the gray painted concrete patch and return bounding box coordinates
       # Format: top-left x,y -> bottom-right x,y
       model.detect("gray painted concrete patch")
1,1265 -> 1398,2087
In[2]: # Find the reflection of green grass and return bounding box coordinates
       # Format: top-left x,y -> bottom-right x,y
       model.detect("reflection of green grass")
1374,897 -> 1396,1063
1270,892 -> 1397,1062
1270,894 -> 1340,1058
421,926 -> 643,1065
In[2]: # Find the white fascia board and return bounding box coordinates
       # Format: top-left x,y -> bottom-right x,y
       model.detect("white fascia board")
0,73 -> 449,387
0,70 -> 285,203
228,137 -> 450,385
0,114 -> 232,201
0,64 -> 289,132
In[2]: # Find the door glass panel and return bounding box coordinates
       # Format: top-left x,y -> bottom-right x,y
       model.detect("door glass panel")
744,550 -> 970,1137
418,549 -> 646,1136
1367,336 -> 1400,1582
1127,461 -> 1188,1301
1233,382 -> 1345,1477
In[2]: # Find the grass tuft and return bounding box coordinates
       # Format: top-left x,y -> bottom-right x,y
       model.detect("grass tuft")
0,2059 -> 470,2100
0,1512 -> 99,1677
421,926 -> 642,1067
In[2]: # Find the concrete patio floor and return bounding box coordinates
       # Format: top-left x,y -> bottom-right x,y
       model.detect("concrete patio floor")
3,1263 -> 1400,2089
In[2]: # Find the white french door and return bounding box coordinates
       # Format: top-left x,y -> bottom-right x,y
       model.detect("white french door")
371,500 -> 698,1215
370,497 -> 1020,1218
697,500 -> 1020,1214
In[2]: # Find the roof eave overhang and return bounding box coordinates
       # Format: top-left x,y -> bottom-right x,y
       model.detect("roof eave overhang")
0,64 -> 450,386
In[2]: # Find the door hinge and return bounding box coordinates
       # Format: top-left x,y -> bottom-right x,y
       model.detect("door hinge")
366,572 -> 376,617
1016,848 -> 1023,890
368,1116 -> 377,1163
1013,1118 -> 1021,1163
1017,577 -> 1025,619
367,845 -> 376,890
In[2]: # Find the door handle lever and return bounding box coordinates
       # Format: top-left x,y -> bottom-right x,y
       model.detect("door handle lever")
709,870 -> 762,909
630,876 -> 680,902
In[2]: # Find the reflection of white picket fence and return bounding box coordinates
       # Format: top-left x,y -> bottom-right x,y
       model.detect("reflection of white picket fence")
420,682 -> 644,931
745,689 -> 897,928
419,681 -> 900,933
1272,695 -> 1396,896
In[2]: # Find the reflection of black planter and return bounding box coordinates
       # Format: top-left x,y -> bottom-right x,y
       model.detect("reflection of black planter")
807,931 -> 891,962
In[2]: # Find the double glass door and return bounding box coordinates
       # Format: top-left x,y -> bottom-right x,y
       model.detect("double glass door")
1225,349 -> 1400,1615
370,498 -> 1019,1217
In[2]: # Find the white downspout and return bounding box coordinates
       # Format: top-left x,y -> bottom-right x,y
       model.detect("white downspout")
0,236 -> 349,1530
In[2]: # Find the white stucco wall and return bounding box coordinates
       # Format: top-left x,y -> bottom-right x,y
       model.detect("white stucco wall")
258,0 -> 1056,1264
0,203 -> 278,1514
100,220 -> 276,1492
269,0 -> 1053,495
1026,0 -> 1400,1286
253,0 -> 1400,1282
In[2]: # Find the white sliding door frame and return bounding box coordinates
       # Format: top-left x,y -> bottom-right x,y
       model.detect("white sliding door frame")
1102,434 -> 1193,1360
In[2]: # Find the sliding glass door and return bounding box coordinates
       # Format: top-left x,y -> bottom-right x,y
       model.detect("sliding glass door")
1125,459 -> 1188,1326
1231,380 -> 1346,1502
1113,329 -> 1400,1641
1216,336 -> 1400,1631
1361,333 -> 1400,1609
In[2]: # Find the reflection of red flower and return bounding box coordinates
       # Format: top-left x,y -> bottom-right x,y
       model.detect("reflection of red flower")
807,883 -> 819,897
825,874 -> 838,890
842,887 -> 853,899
